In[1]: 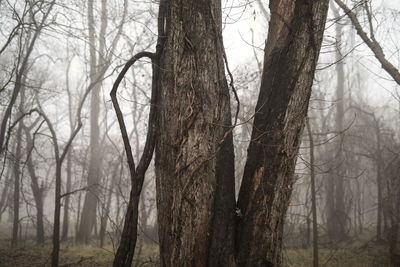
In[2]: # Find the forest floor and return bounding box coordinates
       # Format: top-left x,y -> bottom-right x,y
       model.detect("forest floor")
284,242 -> 391,267
0,239 -> 394,266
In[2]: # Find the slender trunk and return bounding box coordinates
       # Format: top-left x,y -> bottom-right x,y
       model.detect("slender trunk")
51,162 -> 62,267
75,191 -> 82,240
11,122 -> 22,247
100,162 -> 118,247
61,150 -> 72,242
0,161 -> 12,221
77,0 -> 102,243
24,125 -> 45,244
11,85 -> 26,247
375,120 -> 383,241
334,18 -> 347,241
307,118 -> 319,267
325,6 -> 347,240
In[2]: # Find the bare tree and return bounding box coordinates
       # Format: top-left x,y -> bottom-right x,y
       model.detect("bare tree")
77,0 -> 128,243
0,0 -> 55,156
112,0 -> 329,266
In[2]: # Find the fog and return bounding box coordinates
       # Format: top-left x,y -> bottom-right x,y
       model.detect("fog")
0,0 -> 399,266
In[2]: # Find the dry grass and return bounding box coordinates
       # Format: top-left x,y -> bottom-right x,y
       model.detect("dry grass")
284,242 -> 391,266
0,238 -> 395,266
0,241 -> 159,267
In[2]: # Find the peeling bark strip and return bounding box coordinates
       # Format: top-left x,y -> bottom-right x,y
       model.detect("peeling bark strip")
236,0 -> 329,265
154,0 -> 236,266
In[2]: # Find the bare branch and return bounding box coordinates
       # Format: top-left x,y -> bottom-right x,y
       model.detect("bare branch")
334,0 -> 400,85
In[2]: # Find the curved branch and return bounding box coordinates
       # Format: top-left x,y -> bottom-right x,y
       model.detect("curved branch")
110,51 -> 155,184
110,51 -> 156,267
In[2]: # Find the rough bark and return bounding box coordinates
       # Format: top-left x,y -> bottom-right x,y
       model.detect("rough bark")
112,0 -> 329,265
236,1 -> 329,265
155,1 -> 236,266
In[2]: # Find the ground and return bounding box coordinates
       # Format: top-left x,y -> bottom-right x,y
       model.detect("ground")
0,239 -> 393,266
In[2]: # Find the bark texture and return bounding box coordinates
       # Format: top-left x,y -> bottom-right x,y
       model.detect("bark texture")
155,0 -> 236,266
115,0 -> 329,266
236,0 -> 329,265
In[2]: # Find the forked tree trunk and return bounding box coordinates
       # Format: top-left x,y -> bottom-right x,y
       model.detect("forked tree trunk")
115,0 -> 329,266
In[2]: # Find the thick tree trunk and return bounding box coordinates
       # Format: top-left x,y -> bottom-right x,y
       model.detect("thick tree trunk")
236,1 -> 329,265
155,0 -> 236,266
114,0 -> 329,266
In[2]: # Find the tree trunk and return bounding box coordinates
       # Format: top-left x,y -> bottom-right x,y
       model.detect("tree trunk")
306,118 -> 319,267
0,0 -> 54,155
11,84 -> 26,247
236,1 -> 328,265
77,0 -> 102,243
51,161 -> 62,267
333,9 -> 347,241
0,163 -> 11,221
99,161 -> 118,247
23,125 -> 45,244
114,0 -> 330,266
11,121 -> 22,247
374,120 -> 383,242
155,1 -> 236,266
61,150 -> 72,242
